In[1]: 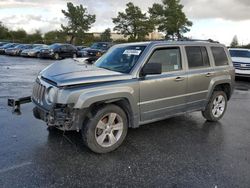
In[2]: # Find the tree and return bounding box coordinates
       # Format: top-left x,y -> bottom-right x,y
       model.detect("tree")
26,30 -> 43,43
100,28 -> 112,42
112,2 -> 154,41
44,30 -> 67,44
61,2 -> 96,44
230,35 -> 239,48
0,22 -> 10,40
149,0 -> 192,39
9,29 -> 27,42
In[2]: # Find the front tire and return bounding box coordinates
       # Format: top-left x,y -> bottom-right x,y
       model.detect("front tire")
72,53 -> 77,58
82,105 -> 128,153
54,53 -> 60,60
202,91 -> 227,122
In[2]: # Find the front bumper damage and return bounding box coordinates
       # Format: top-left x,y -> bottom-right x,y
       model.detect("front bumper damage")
8,97 -> 86,131
33,103 -> 84,131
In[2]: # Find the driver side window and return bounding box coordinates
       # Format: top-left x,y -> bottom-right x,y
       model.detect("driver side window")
148,47 -> 182,72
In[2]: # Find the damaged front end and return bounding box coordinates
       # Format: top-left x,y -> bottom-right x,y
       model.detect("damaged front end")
33,103 -> 84,131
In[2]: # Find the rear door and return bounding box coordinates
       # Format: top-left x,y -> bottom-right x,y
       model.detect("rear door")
185,46 -> 215,111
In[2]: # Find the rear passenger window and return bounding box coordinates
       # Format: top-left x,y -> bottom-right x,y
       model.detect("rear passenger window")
211,47 -> 229,66
186,46 -> 210,68
148,48 -> 182,72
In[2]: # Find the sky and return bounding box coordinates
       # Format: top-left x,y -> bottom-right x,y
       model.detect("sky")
0,0 -> 250,45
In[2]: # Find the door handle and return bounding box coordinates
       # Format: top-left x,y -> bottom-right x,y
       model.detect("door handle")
175,76 -> 185,81
205,72 -> 214,77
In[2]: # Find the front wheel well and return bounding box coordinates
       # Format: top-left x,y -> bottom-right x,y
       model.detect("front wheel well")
213,83 -> 231,100
83,98 -> 134,128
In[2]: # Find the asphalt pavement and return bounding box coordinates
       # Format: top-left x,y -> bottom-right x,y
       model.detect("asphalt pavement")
0,55 -> 250,188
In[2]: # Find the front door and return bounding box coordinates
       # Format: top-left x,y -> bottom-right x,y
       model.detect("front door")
139,47 -> 187,122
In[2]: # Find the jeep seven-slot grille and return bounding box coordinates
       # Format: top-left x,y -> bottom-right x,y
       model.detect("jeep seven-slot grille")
233,62 -> 250,70
32,82 -> 46,103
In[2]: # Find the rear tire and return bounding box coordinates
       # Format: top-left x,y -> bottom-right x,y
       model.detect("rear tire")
82,104 -> 128,153
202,91 -> 227,122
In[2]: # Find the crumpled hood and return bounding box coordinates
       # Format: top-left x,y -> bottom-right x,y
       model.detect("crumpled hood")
40,58 -> 132,87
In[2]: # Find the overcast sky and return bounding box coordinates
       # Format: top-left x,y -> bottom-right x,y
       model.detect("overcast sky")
1,0 -> 250,45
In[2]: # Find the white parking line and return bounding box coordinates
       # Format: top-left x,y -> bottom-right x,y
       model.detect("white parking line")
0,161 -> 32,174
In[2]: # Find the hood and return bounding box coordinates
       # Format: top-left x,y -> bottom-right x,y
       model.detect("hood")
231,57 -> 250,63
40,58 -> 132,87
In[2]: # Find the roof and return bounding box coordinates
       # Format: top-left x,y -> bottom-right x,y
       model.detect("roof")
114,40 -> 225,48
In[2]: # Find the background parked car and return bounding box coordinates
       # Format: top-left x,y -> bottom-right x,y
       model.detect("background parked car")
76,45 -> 88,57
39,43 -> 77,60
5,44 -> 35,56
229,48 -> 250,77
21,44 -> 48,57
78,42 -> 113,60
0,43 -> 19,54
0,42 -> 9,47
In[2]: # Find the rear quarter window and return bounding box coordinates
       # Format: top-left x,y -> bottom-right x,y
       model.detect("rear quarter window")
211,47 -> 229,66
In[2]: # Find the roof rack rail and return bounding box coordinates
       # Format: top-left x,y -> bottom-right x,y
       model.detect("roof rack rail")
178,38 -> 220,43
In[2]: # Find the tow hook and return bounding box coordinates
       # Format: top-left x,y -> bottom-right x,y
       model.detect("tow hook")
7,96 -> 32,115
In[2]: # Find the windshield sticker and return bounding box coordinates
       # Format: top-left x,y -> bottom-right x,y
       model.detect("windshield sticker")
123,49 -> 141,55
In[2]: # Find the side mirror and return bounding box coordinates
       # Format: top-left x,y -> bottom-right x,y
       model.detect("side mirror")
141,63 -> 162,77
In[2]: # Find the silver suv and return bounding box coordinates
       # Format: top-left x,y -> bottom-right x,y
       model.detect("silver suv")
8,41 -> 235,153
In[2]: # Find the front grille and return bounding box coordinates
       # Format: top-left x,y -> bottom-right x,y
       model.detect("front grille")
32,82 -> 46,104
233,62 -> 250,70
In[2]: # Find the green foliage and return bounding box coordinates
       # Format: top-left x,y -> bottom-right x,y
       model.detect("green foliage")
44,30 -> 67,44
0,22 -> 10,40
112,2 -> 154,41
61,2 -> 96,44
230,35 -> 239,48
25,30 -> 43,43
100,28 -> 112,42
9,29 -> 27,42
149,0 -> 192,39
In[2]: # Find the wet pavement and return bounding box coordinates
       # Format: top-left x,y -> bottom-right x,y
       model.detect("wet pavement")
0,55 -> 250,188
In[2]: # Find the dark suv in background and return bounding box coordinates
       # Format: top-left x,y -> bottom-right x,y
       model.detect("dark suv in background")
39,43 -> 77,60
78,42 -> 113,60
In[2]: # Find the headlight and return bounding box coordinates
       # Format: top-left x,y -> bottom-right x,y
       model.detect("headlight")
96,52 -> 102,57
46,87 -> 56,104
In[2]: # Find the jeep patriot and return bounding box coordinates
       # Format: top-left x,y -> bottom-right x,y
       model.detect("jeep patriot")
8,41 -> 235,153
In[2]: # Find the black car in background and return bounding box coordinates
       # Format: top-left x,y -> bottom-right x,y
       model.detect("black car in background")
5,44 -> 35,56
21,44 -> 48,57
39,43 -> 77,60
78,42 -> 113,60
0,43 -> 19,54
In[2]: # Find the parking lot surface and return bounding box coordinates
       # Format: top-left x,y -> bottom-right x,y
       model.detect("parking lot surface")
0,55 -> 250,188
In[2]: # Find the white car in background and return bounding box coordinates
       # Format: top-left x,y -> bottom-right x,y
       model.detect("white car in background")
229,48 -> 250,77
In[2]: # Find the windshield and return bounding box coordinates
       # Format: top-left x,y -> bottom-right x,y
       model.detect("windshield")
230,50 -> 250,58
90,43 -> 110,50
2,43 -> 16,48
95,45 -> 146,73
14,44 -> 25,48
33,45 -> 47,50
